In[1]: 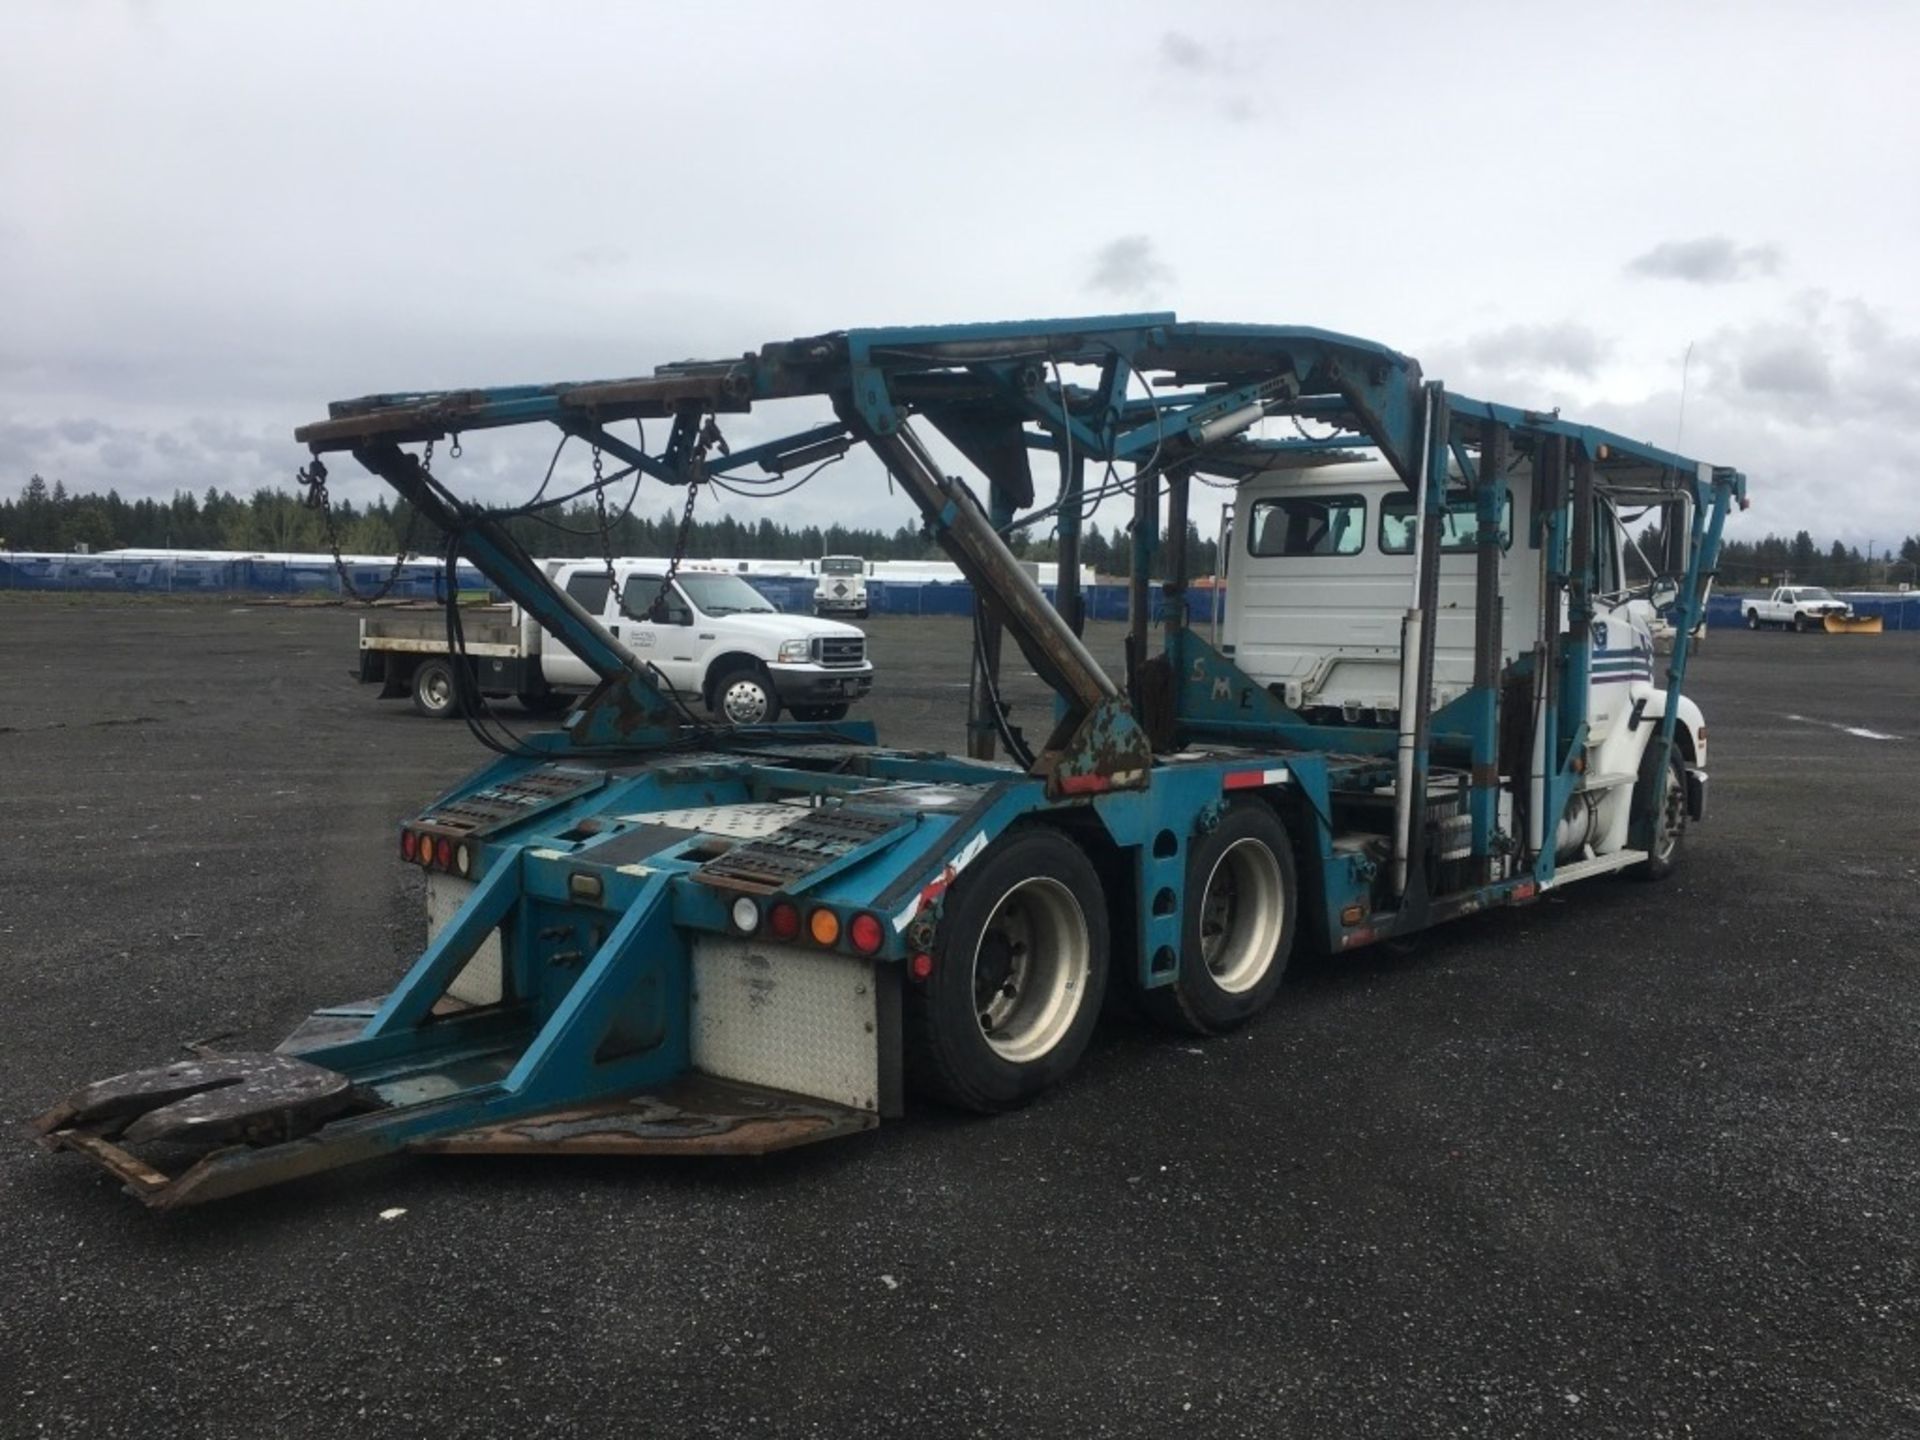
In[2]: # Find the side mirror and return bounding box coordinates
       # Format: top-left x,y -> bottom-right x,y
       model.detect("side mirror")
1648,576 -> 1681,614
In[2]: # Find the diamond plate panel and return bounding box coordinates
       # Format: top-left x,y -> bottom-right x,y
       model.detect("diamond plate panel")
692,937 -> 878,1112
617,803 -> 805,839
427,873 -> 504,1007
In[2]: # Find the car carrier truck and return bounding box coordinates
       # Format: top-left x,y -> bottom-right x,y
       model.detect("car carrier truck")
35,313 -> 1743,1208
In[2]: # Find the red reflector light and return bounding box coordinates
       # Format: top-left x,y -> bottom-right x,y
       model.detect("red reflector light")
434,837 -> 453,871
768,901 -> 801,941
908,953 -> 934,982
848,913 -> 884,955
400,830 -> 417,862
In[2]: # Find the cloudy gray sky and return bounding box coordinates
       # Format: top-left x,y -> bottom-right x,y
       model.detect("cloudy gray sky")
4,1 -> 1917,551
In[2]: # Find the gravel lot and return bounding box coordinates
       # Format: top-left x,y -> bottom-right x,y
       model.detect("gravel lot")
3,598 -> 1916,1438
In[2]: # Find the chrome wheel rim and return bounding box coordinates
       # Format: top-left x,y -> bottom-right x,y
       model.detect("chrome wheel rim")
1653,764 -> 1685,862
1197,837 -> 1285,993
422,670 -> 451,710
721,678 -> 770,724
971,877 -> 1089,1063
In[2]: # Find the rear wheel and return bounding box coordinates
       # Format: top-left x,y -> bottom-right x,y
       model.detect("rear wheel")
1746,609 -> 1760,630
790,703 -> 850,722
1142,803 -> 1297,1035
905,829 -> 1109,1112
711,665 -> 780,725
1631,745 -> 1688,881
411,658 -> 461,719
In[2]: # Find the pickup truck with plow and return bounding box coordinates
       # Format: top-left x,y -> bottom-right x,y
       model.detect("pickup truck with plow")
1744,585 -> 1881,633
34,313 -> 1743,1209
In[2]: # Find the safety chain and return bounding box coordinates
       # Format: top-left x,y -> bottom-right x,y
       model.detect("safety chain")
295,444 -> 422,604
592,443 -> 617,587
624,415 -> 724,623
631,475 -> 701,623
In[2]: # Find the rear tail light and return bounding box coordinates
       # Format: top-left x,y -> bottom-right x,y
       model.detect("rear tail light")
768,901 -> 801,941
433,837 -> 453,871
454,842 -> 472,878
400,830 -> 417,863
908,952 -> 935,982
730,896 -> 762,934
416,835 -> 434,869
848,912 -> 884,955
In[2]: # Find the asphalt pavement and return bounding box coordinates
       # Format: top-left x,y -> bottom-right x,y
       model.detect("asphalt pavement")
2,599 -> 1915,1438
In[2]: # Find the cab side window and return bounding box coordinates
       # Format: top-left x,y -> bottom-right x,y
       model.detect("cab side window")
1378,493 -> 1513,554
1247,495 -> 1366,557
565,569 -> 613,617
621,576 -> 690,625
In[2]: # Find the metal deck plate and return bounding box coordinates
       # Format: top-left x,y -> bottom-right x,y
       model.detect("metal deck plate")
422,763 -> 605,838
695,809 -> 903,892
616,803 -> 806,839
413,1075 -> 875,1156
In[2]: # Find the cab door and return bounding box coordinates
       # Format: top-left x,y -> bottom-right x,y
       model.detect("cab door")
539,564 -> 610,689
613,573 -> 703,696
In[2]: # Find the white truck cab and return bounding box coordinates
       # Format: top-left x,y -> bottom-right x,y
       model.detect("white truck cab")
813,555 -> 870,618
1221,457 -> 1705,867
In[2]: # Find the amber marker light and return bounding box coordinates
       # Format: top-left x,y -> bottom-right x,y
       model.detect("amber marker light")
808,908 -> 841,947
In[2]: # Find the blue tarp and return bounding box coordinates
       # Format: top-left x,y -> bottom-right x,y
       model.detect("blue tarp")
0,555 -> 1235,622
0,553 -> 495,600
7,554 -> 1909,631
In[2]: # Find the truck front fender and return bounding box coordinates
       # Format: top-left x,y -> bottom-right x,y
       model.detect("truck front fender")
1636,687 -> 1705,767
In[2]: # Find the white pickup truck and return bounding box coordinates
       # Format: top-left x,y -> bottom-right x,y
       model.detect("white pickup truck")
1744,586 -> 1855,631
358,560 -> 874,723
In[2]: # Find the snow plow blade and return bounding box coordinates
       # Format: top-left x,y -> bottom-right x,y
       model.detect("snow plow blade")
1824,613 -> 1883,633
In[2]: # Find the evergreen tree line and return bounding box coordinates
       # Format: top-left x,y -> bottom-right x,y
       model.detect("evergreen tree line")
1641,514 -> 1920,590
2,475 -> 1222,580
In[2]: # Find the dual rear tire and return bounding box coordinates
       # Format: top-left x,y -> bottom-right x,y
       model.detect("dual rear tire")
906,805 -> 1298,1112
1140,804 -> 1297,1036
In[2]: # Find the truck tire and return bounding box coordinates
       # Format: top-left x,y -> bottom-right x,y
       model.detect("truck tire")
790,703 -> 850,722
1141,802 -> 1297,1036
1631,745 -> 1688,881
905,829 -> 1109,1113
411,658 -> 461,719
1794,612 -> 1810,633
711,664 -> 781,725
1746,609 -> 1760,630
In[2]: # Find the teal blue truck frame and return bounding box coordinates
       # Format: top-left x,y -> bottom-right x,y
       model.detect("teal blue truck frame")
36,315 -> 1746,1207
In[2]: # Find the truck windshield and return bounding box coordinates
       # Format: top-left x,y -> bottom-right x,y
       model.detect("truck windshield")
677,574 -> 777,615
821,558 -> 863,575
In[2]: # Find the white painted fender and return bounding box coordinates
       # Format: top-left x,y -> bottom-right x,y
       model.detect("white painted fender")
1636,687 -> 1706,767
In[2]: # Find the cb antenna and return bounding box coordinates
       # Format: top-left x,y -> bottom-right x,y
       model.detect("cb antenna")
1676,340 -> 1695,448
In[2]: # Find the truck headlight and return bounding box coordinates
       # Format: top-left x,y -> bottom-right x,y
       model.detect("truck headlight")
778,638 -> 812,663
